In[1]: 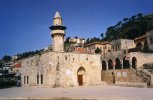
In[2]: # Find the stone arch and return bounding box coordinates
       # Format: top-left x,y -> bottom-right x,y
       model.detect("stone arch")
136,42 -> 143,51
77,67 -> 86,86
102,60 -> 107,70
108,59 -> 113,70
123,56 -> 130,69
132,57 -> 137,69
115,58 -> 121,69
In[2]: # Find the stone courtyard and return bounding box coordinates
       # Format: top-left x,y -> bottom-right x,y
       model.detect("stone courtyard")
0,86 -> 153,100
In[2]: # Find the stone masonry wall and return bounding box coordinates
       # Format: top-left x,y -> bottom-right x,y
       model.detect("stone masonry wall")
21,51 -> 101,88
129,52 -> 153,69
101,69 -> 145,86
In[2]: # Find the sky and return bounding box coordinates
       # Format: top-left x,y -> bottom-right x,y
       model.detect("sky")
0,0 -> 153,58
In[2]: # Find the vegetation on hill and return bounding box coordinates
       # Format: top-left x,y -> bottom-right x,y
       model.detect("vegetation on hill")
16,50 -> 42,60
2,55 -> 12,62
102,13 -> 153,41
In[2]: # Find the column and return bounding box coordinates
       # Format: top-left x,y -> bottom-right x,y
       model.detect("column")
121,60 -> 124,69
113,60 -> 115,70
106,62 -> 109,70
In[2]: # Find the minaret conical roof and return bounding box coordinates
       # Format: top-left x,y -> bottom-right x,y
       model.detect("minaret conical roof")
54,11 -> 61,18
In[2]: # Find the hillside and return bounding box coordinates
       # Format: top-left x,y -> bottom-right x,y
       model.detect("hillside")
103,13 -> 153,41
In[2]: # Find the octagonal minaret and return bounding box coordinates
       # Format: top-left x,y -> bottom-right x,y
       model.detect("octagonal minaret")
49,11 -> 67,52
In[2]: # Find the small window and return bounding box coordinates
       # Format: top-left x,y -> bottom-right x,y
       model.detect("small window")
86,57 -> 88,61
73,58 -> 74,60
37,75 -> 39,84
65,56 -> 67,60
41,75 -> 43,84
27,76 -> 29,84
24,76 -> 26,84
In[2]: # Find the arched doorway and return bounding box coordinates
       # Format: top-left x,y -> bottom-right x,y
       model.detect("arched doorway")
115,58 -> 121,69
102,60 -> 106,70
77,67 -> 85,86
132,57 -> 137,69
123,57 -> 130,69
136,42 -> 143,51
108,59 -> 113,70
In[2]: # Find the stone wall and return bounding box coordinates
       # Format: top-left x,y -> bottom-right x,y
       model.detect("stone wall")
21,51 -> 102,88
101,69 -> 146,87
147,30 -> 153,51
101,51 -> 153,70
129,52 -> 153,69
111,39 -> 135,52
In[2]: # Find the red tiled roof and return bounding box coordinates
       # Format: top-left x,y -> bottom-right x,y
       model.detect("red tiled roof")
101,41 -> 110,45
73,48 -> 90,54
134,34 -> 147,41
85,41 -> 110,47
85,41 -> 101,47
13,62 -> 21,68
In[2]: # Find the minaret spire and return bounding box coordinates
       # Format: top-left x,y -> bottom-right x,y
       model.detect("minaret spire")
53,11 -> 62,26
54,11 -> 61,18
49,11 -> 67,52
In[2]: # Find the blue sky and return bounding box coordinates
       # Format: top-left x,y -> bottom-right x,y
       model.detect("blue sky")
0,0 -> 153,58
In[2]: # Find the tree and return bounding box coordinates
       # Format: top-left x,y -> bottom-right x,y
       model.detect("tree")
117,21 -> 122,27
100,33 -> 104,39
137,13 -> 143,19
0,61 -> 3,68
3,55 -> 12,62
86,38 -> 90,43
123,18 -> 129,23
95,47 -> 101,54
131,16 -> 136,20
102,13 -> 153,41
74,36 -> 78,39
65,37 -> 70,44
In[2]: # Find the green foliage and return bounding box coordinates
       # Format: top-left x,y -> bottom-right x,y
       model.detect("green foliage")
0,61 -> 2,68
0,79 -> 16,89
85,37 -> 100,44
95,47 -> 101,54
104,13 -> 153,41
2,55 -> 12,62
100,33 -> 104,39
16,50 -> 42,60
65,37 -> 70,44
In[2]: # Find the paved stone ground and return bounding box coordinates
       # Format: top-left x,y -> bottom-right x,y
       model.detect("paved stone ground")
0,85 -> 153,100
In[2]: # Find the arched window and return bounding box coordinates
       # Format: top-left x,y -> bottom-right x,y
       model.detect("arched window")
132,57 -> 137,69
102,60 -> 106,70
123,57 -> 130,69
136,42 -> 143,51
108,59 -> 113,70
77,67 -> 86,86
115,58 -> 121,69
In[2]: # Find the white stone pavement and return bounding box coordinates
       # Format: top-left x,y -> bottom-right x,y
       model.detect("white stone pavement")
0,85 -> 153,100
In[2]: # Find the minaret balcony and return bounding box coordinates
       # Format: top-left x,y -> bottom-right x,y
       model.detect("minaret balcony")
49,25 -> 67,30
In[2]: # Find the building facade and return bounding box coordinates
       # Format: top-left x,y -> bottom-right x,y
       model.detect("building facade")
21,11 -> 153,88
21,12 -> 101,88
84,41 -> 111,54
111,39 -> 135,52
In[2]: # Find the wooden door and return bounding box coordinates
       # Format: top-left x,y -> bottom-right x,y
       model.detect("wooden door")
78,75 -> 83,86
